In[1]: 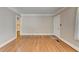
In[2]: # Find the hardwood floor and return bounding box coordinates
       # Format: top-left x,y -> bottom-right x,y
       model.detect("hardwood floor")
0,35 -> 77,52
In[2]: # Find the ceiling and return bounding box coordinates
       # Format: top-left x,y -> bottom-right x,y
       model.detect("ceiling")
10,7 -> 63,15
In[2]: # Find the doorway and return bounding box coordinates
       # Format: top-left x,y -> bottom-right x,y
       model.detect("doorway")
16,16 -> 21,42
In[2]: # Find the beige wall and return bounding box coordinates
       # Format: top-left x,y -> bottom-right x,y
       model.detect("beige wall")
59,7 -> 79,50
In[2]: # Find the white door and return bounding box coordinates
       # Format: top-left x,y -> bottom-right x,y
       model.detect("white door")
53,15 -> 60,36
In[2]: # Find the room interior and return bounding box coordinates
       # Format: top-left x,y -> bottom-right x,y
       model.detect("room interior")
0,7 -> 79,52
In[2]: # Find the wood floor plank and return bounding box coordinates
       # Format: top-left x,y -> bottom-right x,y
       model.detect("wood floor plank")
0,35 -> 77,52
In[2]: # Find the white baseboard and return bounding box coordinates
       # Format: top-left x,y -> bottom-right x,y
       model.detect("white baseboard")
54,35 -> 79,51
21,33 -> 54,35
0,37 -> 16,48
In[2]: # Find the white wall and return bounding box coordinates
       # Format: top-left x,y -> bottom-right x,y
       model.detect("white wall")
75,8 -> 79,40
59,7 -> 79,51
0,7 -> 19,45
21,16 -> 53,35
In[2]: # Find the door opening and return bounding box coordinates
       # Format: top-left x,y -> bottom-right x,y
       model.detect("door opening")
16,16 -> 20,42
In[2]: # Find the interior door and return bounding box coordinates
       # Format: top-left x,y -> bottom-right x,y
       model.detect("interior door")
53,15 -> 60,36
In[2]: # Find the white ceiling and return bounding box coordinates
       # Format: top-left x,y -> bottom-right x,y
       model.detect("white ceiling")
11,7 -> 63,15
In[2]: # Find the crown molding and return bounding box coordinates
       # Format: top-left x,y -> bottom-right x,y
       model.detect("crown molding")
21,8 -> 67,16
54,7 -> 68,16
8,7 -> 21,15
21,14 -> 54,16
8,7 -> 67,17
